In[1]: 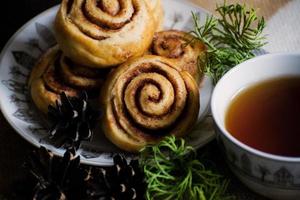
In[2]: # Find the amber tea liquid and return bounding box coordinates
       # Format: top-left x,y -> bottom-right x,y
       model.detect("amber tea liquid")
225,77 -> 300,157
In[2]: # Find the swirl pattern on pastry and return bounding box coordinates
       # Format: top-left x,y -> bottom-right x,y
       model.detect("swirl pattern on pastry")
150,30 -> 206,85
29,46 -> 108,113
55,0 -> 158,68
59,56 -> 109,91
101,55 -> 200,152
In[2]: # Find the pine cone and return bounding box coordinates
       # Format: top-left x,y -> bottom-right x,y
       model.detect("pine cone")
27,147 -> 88,200
48,92 -> 99,149
87,155 -> 146,200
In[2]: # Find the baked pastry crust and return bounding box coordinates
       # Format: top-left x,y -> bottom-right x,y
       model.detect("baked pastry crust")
59,56 -> 109,90
150,30 -> 206,85
55,0 -> 158,68
145,0 -> 164,30
29,46 -> 107,113
101,55 -> 200,152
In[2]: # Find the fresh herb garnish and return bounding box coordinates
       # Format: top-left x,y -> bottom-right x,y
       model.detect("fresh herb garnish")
191,3 -> 266,83
140,136 -> 233,200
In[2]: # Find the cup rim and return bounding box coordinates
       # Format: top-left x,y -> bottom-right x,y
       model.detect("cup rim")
211,52 -> 300,162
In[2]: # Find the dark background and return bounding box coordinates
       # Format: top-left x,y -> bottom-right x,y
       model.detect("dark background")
0,0 -> 60,48
0,0 -> 60,196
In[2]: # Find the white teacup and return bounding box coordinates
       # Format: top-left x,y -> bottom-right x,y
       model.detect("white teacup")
211,53 -> 300,200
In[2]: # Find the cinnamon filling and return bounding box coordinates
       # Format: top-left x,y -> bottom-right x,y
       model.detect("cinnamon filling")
66,0 -> 74,14
42,63 -> 79,97
136,80 -> 162,104
82,0 -> 134,30
111,98 -> 157,142
153,36 -> 186,59
67,0 -> 139,40
63,57 -> 109,79
134,79 -> 164,117
111,90 -> 190,138
97,0 -> 121,16
42,54 -> 103,97
111,98 -> 166,138
109,62 -> 191,138
129,77 -> 178,120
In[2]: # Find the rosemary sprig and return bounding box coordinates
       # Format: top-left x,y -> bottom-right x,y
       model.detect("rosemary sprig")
140,136 -> 233,200
191,3 -> 266,83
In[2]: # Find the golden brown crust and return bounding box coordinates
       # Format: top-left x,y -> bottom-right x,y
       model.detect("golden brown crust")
145,0 -> 164,31
101,55 -> 200,152
29,46 -> 108,113
55,0 -> 161,68
59,56 -> 109,90
150,30 -> 206,86
28,46 -> 60,87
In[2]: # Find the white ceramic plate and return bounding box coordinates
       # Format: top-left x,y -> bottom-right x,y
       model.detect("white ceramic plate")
0,0 -> 215,166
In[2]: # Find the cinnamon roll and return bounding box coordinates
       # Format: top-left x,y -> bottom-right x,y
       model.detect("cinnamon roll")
145,0 -> 164,30
29,46 -> 108,113
101,55 -> 200,152
55,0 -> 157,68
150,30 -> 206,85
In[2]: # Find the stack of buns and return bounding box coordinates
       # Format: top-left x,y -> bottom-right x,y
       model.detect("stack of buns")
29,0 -> 206,152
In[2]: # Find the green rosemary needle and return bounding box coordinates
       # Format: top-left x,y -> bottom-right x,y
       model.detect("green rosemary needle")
140,136 -> 233,200
191,3 -> 266,84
